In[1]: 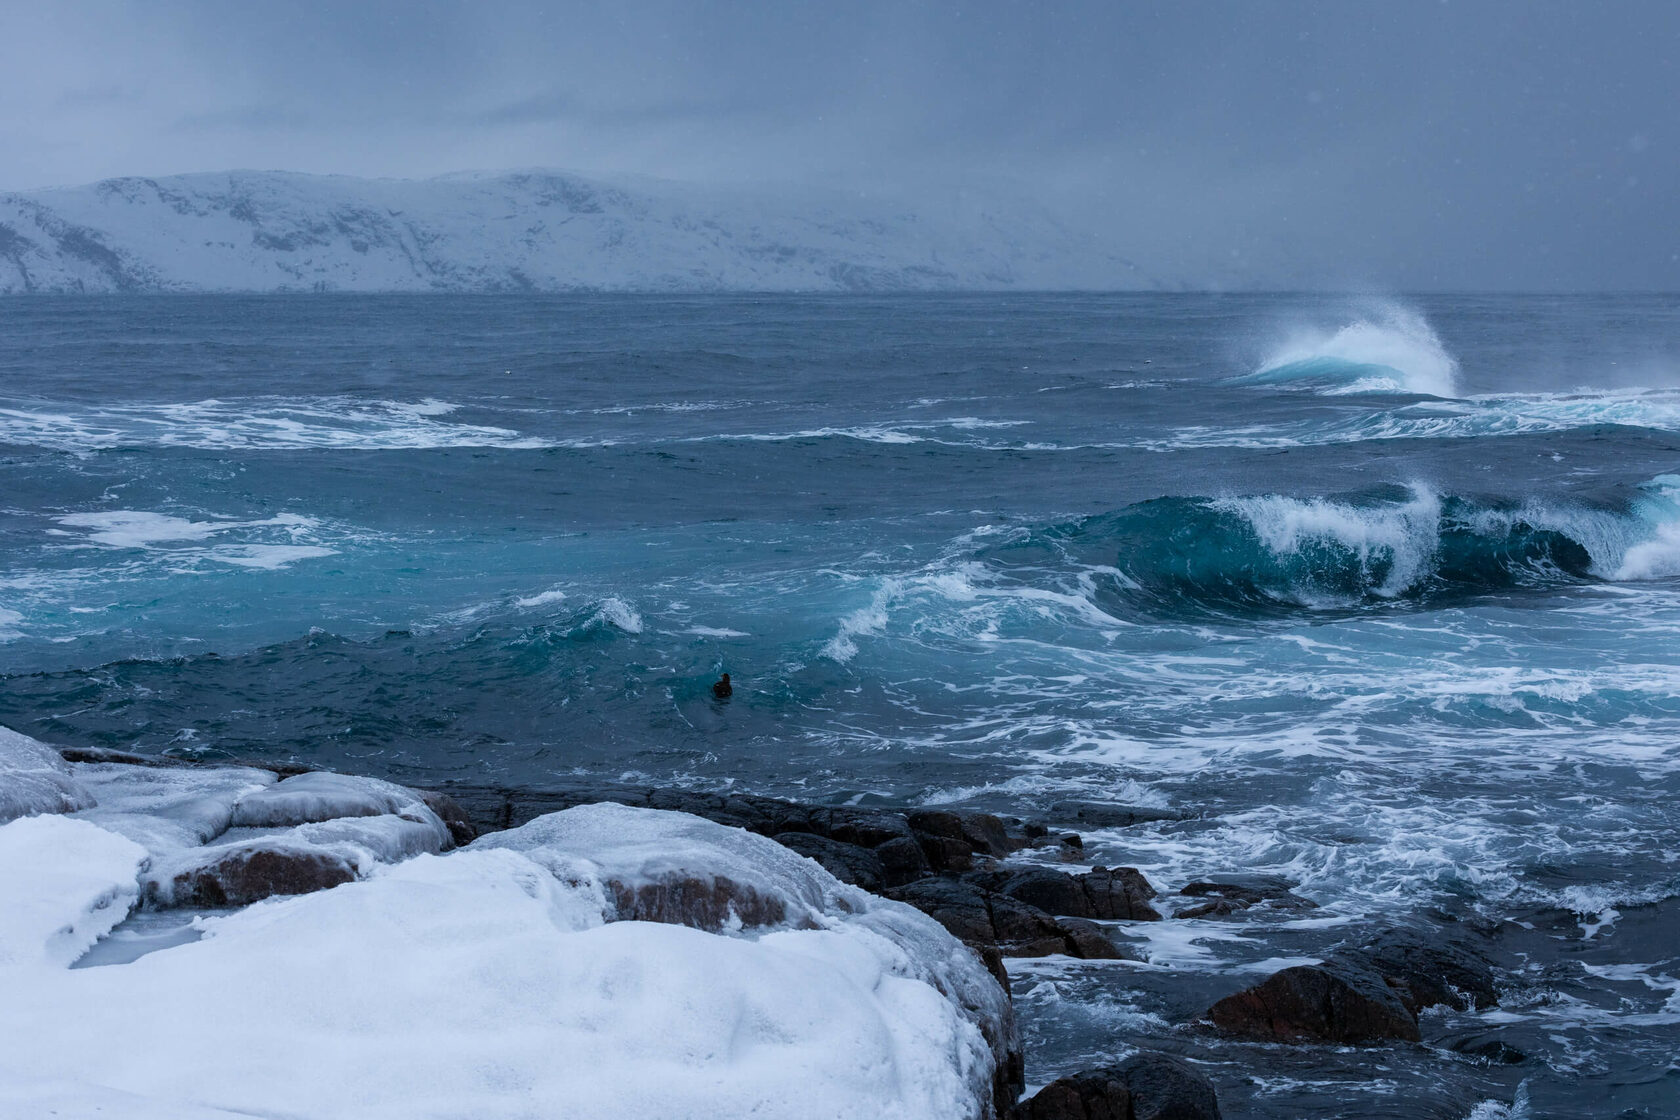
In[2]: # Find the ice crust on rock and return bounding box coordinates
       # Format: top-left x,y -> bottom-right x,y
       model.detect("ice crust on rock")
0,815 -> 144,969
474,800 -> 850,927
229,770 -> 442,828
0,725 -> 97,823
0,805 -> 1013,1120
58,764 -> 453,907
71,762 -> 275,854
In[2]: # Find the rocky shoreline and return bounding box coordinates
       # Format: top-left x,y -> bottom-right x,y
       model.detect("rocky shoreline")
18,741 -> 1522,1119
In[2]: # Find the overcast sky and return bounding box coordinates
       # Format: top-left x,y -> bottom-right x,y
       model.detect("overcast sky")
1,0 -> 1676,289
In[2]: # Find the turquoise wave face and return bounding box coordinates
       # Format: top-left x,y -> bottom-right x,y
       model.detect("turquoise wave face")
975,483 -> 1677,617
1231,354 -> 1417,392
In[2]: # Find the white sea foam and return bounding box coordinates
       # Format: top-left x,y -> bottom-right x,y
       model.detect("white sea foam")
687,626 -> 750,638
821,581 -> 900,662
582,597 -> 644,634
514,588 -> 569,609
1158,388 -> 1680,451
53,510 -> 337,571
0,397 -> 550,452
210,545 -> 338,570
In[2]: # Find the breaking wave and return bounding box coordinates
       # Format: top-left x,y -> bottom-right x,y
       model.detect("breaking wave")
1237,306 -> 1460,398
976,477 -> 1680,616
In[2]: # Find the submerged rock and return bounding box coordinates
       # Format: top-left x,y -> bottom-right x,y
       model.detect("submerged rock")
1046,801 -> 1183,829
1177,874 -> 1317,918
1013,1054 -> 1222,1120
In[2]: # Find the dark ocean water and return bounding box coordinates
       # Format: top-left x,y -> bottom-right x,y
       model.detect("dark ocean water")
2,293 -> 1677,1118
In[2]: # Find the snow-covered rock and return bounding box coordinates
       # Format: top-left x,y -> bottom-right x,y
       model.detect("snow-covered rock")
0,800 -> 1016,1119
71,761 -> 274,852
0,725 -> 97,824
227,770 -> 443,830
0,814 -> 144,969
0,168 -> 1149,293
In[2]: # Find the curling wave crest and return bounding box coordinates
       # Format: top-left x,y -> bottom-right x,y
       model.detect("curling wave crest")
975,477 -> 1680,616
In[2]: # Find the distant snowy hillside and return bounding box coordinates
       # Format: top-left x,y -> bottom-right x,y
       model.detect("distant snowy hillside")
0,170 -> 1151,293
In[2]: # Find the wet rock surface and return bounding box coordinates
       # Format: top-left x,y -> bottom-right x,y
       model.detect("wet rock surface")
971,866 -> 1162,922
887,877 -> 1134,960
1176,874 -> 1317,918
772,831 -> 887,891
1013,1054 -> 1223,1120
1046,802 -> 1186,829
1204,923 -> 1500,1043
1205,959 -> 1421,1044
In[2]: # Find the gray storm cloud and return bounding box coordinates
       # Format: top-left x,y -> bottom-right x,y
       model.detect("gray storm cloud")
1,0 -> 1675,289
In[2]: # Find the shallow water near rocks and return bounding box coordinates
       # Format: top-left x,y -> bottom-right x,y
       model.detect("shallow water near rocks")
2,293 -> 1678,1118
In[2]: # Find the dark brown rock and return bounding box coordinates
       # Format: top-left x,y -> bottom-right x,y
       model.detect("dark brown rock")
1179,874 -> 1316,915
1350,927 -> 1497,1013
917,832 -> 976,873
875,835 -> 933,886
606,874 -> 792,932
1047,801 -> 1184,828
958,812 -> 1019,857
1079,867 -> 1161,921
888,878 -> 1125,960
1059,918 -> 1133,961
908,809 -> 969,841
1013,1054 -> 1221,1120
821,810 -> 915,849
150,846 -> 358,908
1205,961 -> 1420,1044
416,790 -> 477,848
772,832 -> 886,891
967,867 -> 1161,922
1177,898 -> 1246,919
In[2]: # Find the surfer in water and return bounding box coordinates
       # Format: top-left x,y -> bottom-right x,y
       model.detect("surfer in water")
712,672 -> 733,699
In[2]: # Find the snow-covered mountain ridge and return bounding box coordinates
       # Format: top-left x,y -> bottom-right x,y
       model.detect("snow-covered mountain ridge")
0,169 -> 1150,293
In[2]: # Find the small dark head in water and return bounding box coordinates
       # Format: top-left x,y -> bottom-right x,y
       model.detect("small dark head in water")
712,673 -> 733,699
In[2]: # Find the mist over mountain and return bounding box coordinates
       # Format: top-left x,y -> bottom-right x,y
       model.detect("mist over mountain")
0,169 -> 1152,293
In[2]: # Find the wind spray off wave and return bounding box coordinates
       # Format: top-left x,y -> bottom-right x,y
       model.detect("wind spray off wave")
1238,305 -> 1461,397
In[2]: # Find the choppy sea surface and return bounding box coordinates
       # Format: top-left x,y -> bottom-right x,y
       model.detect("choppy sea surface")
2,293 -> 1677,1118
